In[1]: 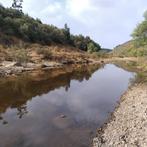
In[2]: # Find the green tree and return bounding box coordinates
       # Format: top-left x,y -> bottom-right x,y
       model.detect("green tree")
0,5 -> 101,51
132,10 -> 147,46
12,0 -> 23,12
143,10 -> 147,20
63,23 -> 71,43
87,42 -> 100,53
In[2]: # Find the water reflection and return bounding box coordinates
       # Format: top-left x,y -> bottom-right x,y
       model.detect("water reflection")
0,64 -> 134,147
0,65 -> 100,117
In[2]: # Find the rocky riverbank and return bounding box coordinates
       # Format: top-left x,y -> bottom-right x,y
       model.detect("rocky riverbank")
93,83 -> 147,147
0,59 -> 100,77
0,42 -> 97,77
0,61 -> 64,77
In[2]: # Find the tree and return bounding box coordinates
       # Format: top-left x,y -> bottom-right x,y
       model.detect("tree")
87,42 -> 99,53
143,10 -> 147,20
132,10 -> 147,46
12,0 -> 23,12
64,23 -> 71,43
0,5 -> 101,51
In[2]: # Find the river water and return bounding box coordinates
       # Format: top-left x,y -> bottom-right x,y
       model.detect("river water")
0,64 -> 135,147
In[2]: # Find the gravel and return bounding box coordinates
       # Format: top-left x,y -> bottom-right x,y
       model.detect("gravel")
93,84 -> 147,147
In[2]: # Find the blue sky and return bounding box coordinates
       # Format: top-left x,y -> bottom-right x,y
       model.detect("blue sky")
0,0 -> 147,48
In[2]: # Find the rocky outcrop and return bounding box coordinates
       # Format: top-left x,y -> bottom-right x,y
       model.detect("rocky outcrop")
0,61 -> 35,76
0,57 -> 97,77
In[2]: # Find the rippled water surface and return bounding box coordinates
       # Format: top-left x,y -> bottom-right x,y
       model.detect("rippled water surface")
0,64 -> 134,147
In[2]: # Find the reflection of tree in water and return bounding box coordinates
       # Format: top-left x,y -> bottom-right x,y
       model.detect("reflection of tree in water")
17,105 -> 28,119
0,64 -> 101,120
64,65 -> 101,91
0,114 -> 8,125
0,105 -> 28,125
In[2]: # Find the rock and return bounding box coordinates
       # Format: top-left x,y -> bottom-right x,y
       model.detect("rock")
12,67 -> 24,74
23,63 -> 35,68
2,121 -> 8,125
23,68 -> 34,71
61,60 -> 74,64
42,62 -> 63,68
93,138 -> 101,147
61,60 -> 69,64
1,61 -> 17,68
42,62 -> 55,68
5,69 -> 12,74
59,114 -> 67,118
93,84 -> 147,147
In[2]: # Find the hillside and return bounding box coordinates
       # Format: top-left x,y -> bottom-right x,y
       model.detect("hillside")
0,4 -> 102,76
0,5 -> 101,53
113,10 -> 147,57
0,5 -> 101,75
113,40 -> 147,57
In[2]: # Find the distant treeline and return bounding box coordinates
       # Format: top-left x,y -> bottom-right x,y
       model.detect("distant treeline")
0,5 -> 101,53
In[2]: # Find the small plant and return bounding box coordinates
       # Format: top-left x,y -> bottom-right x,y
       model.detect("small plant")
11,49 -> 30,64
37,48 -> 52,59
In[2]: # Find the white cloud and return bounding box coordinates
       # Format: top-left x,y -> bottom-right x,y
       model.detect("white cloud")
0,0 -> 147,48
66,0 -> 93,17
0,0 -> 11,7
41,2 -> 62,16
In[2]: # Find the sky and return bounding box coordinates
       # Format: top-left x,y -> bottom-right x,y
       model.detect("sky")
0,0 -> 147,48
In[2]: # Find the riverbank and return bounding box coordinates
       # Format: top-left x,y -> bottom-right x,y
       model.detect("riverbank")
0,43 -> 98,77
0,59 -> 100,77
0,56 -> 139,77
93,83 -> 147,147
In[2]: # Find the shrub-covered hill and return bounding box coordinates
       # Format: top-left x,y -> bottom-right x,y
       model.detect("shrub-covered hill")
0,5 -> 101,53
113,10 -> 147,57
113,40 -> 147,57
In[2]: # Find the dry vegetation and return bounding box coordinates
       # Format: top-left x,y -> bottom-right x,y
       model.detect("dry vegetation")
0,38 -> 93,65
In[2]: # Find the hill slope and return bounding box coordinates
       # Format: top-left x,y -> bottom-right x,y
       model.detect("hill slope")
113,40 -> 147,57
0,5 -> 101,53
0,5 -> 102,76
113,10 -> 147,57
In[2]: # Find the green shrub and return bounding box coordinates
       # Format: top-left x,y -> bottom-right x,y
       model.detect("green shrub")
10,49 -> 30,63
37,48 -> 52,59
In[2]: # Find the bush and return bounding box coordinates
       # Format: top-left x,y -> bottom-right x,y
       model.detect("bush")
87,42 -> 100,53
10,49 -> 30,63
37,48 -> 52,59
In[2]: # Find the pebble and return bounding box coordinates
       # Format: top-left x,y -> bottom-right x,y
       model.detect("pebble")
93,84 -> 147,147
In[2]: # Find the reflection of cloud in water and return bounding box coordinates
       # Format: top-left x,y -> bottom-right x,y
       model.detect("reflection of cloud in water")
32,64 -> 134,125
0,64 -> 135,147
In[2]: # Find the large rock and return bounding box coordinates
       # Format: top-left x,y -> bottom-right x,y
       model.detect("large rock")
1,61 -> 17,68
42,62 -> 63,68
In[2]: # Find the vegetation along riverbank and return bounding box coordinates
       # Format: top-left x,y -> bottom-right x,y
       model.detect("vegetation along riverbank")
93,10 -> 147,147
0,1 -> 147,147
0,4 -> 102,77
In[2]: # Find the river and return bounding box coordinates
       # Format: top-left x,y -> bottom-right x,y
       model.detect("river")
0,64 -> 135,147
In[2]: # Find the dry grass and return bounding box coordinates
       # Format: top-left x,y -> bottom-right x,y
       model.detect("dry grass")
0,41 -> 91,64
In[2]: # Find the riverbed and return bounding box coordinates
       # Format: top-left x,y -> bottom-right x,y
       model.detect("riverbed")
0,64 -> 135,147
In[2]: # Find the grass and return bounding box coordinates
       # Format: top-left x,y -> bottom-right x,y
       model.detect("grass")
113,40 -> 147,57
36,47 -> 52,60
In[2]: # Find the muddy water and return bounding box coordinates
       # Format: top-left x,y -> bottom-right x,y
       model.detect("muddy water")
0,64 -> 135,147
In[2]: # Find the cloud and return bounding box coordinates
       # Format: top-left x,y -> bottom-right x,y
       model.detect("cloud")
0,0 -> 147,48
0,0 -> 11,7
41,2 -> 62,15
66,0 -> 93,18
